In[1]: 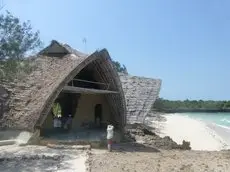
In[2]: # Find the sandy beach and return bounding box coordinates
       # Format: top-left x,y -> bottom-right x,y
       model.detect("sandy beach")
90,149 -> 230,172
2,114 -> 230,172
207,123 -> 230,149
2,143 -> 230,172
153,113 -> 228,151
89,114 -> 230,172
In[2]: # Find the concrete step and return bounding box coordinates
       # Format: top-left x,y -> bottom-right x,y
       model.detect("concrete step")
39,139 -> 106,148
0,140 -> 16,146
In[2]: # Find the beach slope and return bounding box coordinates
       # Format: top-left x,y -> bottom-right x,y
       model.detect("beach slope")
155,114 -> 227,151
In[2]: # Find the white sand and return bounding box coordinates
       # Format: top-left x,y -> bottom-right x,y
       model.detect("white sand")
16,131 -> 32,144
156,114 -> 227,151
58,154 -> 87,172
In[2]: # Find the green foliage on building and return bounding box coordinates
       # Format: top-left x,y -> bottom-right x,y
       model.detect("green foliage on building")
112,60 -> 128,74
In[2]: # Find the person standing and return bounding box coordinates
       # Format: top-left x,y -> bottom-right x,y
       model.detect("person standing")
57,115 -> 62,128
52,100 -> 62,129
107,124 -> 114,152
53,116 -> 58,128
64,114 -> 72,131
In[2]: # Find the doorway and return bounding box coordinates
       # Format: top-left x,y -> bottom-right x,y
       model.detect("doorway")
94,104 -> 102,127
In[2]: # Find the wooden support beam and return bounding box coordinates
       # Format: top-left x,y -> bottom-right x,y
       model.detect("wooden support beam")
70,78 -> 109,90
62,86 -> 118,94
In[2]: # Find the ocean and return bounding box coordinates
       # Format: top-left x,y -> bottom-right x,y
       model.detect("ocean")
181,112 -> 230,128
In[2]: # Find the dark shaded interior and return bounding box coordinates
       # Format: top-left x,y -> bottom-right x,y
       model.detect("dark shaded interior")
94,104 -> 102,125
44,62 -> 111,129
57,92 -> 80,118
67,64 -> 108,90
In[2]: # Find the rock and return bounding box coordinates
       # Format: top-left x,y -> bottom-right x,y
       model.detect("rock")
125,123 -> 191,150
180,140 -> 191,150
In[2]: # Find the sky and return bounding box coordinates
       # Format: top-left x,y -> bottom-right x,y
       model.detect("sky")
3,0 -> 230,100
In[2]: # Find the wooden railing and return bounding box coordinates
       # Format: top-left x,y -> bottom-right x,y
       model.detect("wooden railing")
70,79 -> 110,90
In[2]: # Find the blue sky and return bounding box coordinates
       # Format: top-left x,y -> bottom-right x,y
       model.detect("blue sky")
4,0 -> 230,100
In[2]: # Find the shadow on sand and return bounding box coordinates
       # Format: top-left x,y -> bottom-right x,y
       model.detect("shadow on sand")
0,157 -> 62,172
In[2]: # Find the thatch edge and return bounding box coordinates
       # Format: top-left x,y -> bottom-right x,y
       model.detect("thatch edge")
100,50 -> 127,126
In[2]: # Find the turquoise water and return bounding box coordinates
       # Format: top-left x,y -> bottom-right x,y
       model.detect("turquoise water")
180,112 -> 230,128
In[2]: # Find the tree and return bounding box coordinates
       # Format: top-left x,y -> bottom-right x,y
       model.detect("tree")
0,11 -> 42,60
112,60 -> 128,74
0,11 -> 42,81
153,98 -> 230,112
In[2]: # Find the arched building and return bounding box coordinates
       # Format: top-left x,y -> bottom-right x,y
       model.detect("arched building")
0,40 -> 161,143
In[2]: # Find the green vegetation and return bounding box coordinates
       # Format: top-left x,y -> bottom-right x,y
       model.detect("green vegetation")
0,11 -> 42,81
112,60 -> 128,74
153,98 -> 230,112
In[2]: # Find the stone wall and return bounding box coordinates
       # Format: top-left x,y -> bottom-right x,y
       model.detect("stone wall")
119,73 -> 162,124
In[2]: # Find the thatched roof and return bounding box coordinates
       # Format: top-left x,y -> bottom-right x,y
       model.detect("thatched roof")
119,73 -> 162,124
0,40 -> 126,131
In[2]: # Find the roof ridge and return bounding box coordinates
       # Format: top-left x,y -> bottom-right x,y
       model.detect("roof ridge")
61,43 -> 87,57
39,40 -> 87,57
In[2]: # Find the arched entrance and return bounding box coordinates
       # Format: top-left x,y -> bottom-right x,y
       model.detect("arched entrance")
40,57 -> 122,142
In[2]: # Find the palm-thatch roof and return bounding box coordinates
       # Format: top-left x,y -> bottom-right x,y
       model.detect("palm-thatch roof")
119,73 -> 162,124
0,40 -> 126,132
